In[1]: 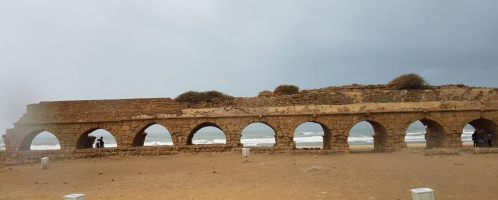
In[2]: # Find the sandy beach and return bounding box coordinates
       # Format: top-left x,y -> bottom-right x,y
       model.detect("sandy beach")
1,145 -> 497,200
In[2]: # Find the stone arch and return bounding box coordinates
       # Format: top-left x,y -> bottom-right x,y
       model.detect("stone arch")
403,118 -> 447,149
293,121 -> 332,149
346,120 -> 389,152
19,130 -> 62,151
132,123 -> 173,147
241,122 -> 276,148
187,122 -> 226,145
76,128 -> 117,149
461,118 -> 498,147
0,135 -> 5,151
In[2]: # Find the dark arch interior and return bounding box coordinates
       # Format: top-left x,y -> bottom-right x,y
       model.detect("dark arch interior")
20,131 -> 61,151
133,124 -> 173,147
420,119 -> 445,149
241,122 -> 276,148
348,121 -> 387,152
188,123 -> 226,145
294,122 -> 328,149
76,129 -> 117,149
466,119 -> 498,147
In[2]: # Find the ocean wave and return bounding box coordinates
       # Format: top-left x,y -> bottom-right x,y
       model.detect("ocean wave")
192,139 -> 227,145
298,131 -> 323,136
241,138 -> 276,147
19,128 -> 478,150
144,141 -> 174,146
30,145 -> 61,150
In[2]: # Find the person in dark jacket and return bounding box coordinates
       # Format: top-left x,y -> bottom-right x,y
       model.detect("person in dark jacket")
488,132 -> 493,147
472,131 -> 478,147
99,136 -> 105,148
477,130 -> 485,147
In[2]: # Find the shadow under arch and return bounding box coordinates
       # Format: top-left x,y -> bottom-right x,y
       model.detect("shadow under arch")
463,118 -> 498,147
187,122 -> 226,145
241,122 -> 276,148
19,130 -> 62,151
133,123 -> 173,147
76,128 -> 117,149
347,120 -> 388,152
293,121 -> 331,149
405,118 -> 446,149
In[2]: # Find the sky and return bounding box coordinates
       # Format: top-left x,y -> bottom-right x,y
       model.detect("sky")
1,0 -> 498,134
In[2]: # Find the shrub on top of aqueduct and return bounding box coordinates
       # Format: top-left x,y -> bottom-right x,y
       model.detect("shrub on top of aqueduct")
387,73 -> 429,90
175,91 -> 235,104
273,85 -> 300,96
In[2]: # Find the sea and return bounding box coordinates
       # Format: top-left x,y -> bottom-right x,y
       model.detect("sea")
0,122 -> 475,150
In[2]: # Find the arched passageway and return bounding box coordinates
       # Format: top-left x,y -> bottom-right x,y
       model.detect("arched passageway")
20,131 -> 61,151
133,124 -> 173,147
293,122 -> 328,149
0,135 -> 5,151
76,129 -> 117,149
241,123 -> 276,147
348,121 -> 387,152
405,119 -> 446,149
461,124 -> 475,147
188,123 -> 226,145
464,119 -> 498,147
405,121 -> 427,148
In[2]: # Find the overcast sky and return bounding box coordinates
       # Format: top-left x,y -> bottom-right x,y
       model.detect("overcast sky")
1,0 -> 498,133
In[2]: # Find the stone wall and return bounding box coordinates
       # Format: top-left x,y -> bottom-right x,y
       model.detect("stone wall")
0,152 -> 5,166
16,87 -> 498,125
4,108 -> 498,165
3,86 -> 498,165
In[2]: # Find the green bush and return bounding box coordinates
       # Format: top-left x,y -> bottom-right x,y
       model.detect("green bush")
175,91 -> 234,103
273,85 -> 300,95
387,73 -> 429,90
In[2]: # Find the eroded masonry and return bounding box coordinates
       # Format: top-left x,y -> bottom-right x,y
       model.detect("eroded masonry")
2,86 -> 498,164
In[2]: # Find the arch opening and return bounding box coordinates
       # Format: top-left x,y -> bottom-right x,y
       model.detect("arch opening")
241,123 -> 276,148
133,124 -> 173,147
20,131 -> 61,151
293,122 -> 328,149
405,119 -> 446,149
76,129 -> 117,149
348,121 -> 387,152
461,124 -> 476,147
464,119 -> 498,148
188,123 -> 226,145
0,135 -> 5,151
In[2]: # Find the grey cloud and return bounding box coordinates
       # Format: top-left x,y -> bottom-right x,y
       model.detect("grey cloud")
1,0 -> 497,132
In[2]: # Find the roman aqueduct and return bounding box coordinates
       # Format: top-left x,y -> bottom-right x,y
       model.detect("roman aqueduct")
2,87 -> 498,164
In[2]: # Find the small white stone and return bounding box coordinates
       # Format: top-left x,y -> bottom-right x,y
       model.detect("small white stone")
411,188 -> 435,200
41,157 -> 49,169
64,193 -> 85,200
242,148 -> 251,157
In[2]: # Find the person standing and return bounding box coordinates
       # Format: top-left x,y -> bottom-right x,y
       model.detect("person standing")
99,136 -> 105,148
488,132 -> 493,147
472,131 -> 478,147
95,138 -> 102,148
478,130 -> 485,147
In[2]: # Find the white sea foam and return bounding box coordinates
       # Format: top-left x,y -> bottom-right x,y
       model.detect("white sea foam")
144,141 -> 174,146
193,139 -> 227,145
30,144 -> 61,150
241,138 -> 276,147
